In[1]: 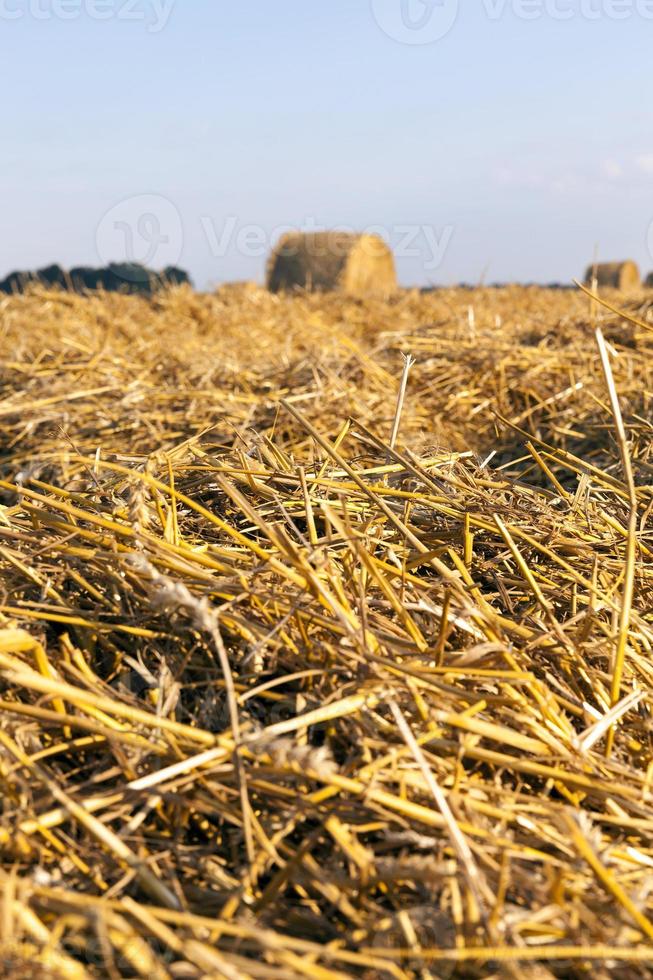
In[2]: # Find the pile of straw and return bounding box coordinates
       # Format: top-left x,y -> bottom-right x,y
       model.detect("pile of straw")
1,283 -> 653,977
266,232 -> 397,296
584,261 -> 641,291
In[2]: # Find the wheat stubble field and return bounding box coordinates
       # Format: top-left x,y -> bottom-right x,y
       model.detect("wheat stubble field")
1,283 -> 653,978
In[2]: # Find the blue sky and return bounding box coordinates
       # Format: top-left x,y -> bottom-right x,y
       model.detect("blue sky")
1,1 -> 652,288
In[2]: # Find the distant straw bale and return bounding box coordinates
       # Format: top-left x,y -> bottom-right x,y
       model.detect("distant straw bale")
266,231 -> 397,296
645,271 -> 653,288
584,260 -> 641,290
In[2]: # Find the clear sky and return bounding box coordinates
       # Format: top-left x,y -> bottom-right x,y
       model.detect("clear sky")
2,0 -> 652,288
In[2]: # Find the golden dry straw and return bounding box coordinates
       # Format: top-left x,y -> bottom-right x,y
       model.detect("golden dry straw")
0,283 -> 653,977
584,259 -> 641,290
266,230 -> 397,296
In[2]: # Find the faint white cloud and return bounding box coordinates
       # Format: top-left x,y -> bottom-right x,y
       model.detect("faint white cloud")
493,167 -> 545,190
601,160 -> 623,180
493,156 -> 653,197
635,154 -> 653,174
549,173 -> 584,195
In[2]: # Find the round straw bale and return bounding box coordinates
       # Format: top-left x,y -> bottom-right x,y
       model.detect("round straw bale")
645,271 -> 653,288
584,260 -> 641,290
266,231 -> 397,296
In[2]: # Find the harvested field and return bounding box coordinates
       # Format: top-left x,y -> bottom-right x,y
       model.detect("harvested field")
1,283 -> 653,977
